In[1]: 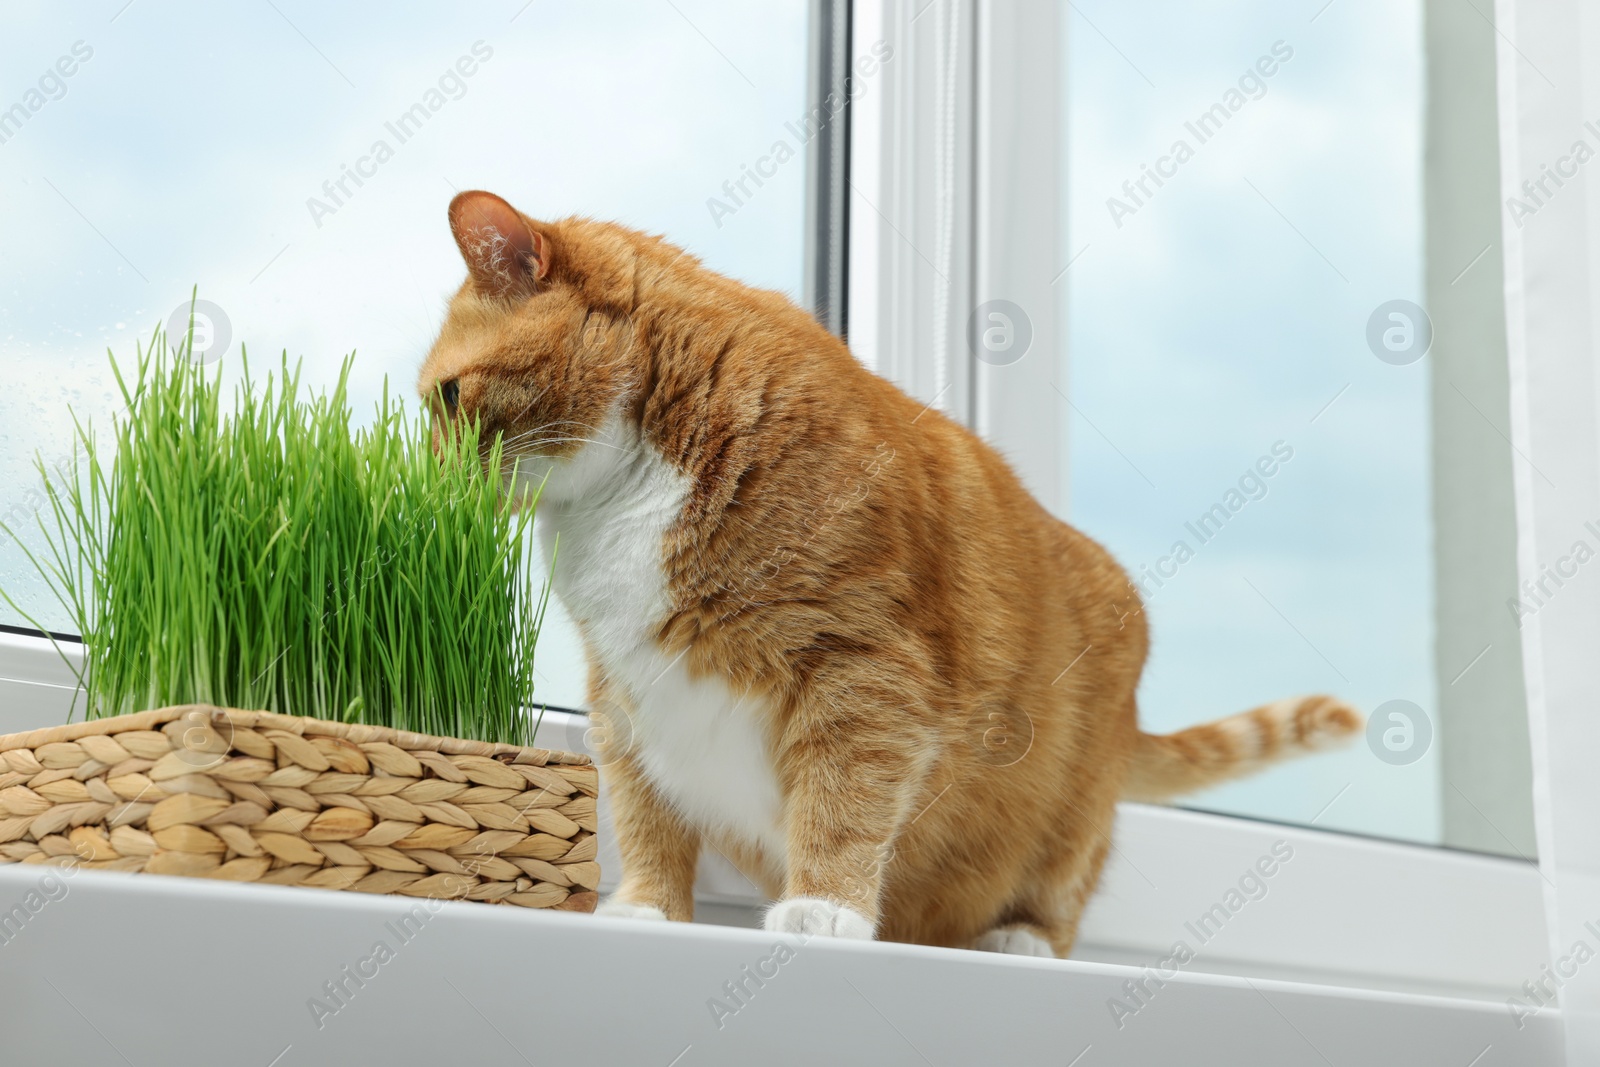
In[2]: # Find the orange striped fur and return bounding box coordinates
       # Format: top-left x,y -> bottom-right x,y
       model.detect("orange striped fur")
419,191 -> 1362,957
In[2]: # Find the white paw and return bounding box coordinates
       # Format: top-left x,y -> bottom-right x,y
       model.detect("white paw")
594,897 -> 668,922
763,897 -> 875,940
973,927 -> 1056,957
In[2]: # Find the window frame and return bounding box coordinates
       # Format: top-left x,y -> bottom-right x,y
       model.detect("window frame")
0,0 -> 1548,1016
843,0 -> 1546,1000
805,0 -> 852,338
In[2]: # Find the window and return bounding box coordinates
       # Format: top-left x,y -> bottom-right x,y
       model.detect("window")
1061,0 -> 1535,854
0,0 -> 1561,1045
0,0 -> 812,713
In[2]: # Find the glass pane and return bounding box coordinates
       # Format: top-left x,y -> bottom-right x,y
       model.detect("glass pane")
1063,2 -> 1510,848
0,0 -> 810,711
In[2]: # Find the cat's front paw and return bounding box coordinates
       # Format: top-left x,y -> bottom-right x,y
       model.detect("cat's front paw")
595,896 -> 669,922
764,897 -> 875,940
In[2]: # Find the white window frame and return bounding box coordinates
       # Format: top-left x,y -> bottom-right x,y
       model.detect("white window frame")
0,628 -> 86,731
0,0 -> 1548,1027
840,0 -> 1547,1005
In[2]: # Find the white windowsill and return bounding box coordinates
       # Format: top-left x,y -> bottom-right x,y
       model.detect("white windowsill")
0,630 -> 1550,1028
0,865 -> 1562,1066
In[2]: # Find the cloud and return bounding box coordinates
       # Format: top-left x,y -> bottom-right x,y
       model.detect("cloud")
0,0 -> 810,697
1064,0 -> 1436,843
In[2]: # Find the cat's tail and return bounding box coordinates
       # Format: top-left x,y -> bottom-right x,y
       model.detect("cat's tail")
1122,695 -> 1362,802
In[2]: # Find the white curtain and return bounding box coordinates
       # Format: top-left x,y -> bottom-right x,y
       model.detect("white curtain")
1495,0 -> 1600,1060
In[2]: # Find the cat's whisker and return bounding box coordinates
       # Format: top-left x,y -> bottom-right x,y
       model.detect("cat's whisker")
510,422 -> 596,443
507,435 -> 637,455
501,387 -> 553,428
495,418 -> 618,455
498,419 -> 591,449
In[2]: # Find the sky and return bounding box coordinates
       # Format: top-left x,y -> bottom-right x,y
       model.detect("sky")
0,0 -> 1462,848
1062,0 -> 1439,844
0,0 -> 809,713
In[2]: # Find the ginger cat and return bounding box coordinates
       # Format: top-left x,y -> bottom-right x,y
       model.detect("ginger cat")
419,190 -> 1361,957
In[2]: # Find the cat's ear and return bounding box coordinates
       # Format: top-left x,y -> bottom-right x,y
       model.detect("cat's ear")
448,190 -> 550,298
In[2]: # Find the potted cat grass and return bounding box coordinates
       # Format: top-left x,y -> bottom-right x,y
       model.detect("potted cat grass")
0,327 -> 598,912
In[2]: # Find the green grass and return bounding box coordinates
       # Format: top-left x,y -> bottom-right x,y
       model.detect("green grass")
1,320 -> 550,747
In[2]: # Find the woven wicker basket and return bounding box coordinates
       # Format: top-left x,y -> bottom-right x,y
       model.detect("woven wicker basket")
0,705 -> 599,912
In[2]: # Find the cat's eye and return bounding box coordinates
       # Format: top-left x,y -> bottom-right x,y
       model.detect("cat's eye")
440,379 -> 460,413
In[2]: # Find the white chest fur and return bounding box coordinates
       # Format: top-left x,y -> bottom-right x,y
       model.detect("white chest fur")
525,414 -> 787,865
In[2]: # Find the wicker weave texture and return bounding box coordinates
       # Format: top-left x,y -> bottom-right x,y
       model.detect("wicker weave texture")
0,706 -> 599,912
